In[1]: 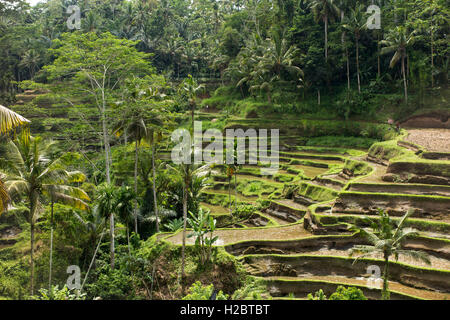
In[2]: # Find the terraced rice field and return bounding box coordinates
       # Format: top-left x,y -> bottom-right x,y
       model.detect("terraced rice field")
162,128 -> 450,300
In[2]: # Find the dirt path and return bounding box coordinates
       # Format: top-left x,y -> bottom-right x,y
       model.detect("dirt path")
405,129 -> 450,152
164,223 -> 312,246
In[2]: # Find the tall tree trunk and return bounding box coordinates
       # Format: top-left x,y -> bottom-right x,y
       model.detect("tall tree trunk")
228,174 -> 232,215
317,89 -> 321,105
102,112 -> 111,184
191,102 -> 195,130
402,54 -> 408,104
134,140 -> 139,234
101,99 -> 114,269
406,54 -> 410,86
324,16 -> 328,60
29,194 -> 36,296
30,221 -> 35,295
48,200 -> 54,291
377,33 -> 381,79
431,36 -> 434,88
356,36 -> 361,93
109,212 -> 115,269
346,47 -> 350,91
234,172 -> 237,213
382,255 -> 390,300
152,143 -> 159,232
127,226 -> 130,255
181,183 -> 188,280
81,231 -> 105,292
431,13 -> 434,88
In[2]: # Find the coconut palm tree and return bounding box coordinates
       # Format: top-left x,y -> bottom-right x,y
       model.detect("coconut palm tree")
0,105 -> 29,215
0,136 -> 89,294
381,26 -> 416,104
227,34 -> 264,96
115,77 -> 169,234
179,75 -> 204,130
168,162 -> 213,281
47,173 -> 90,291
0,174 -> 10,213
260,29 -> 303,79
115,186 -> 136,254
250,30 -> 304,103
343,3 -> 368,93
93,183 -> 117,270
309,0 -> 341,60
350,209 -> 431,300
73,206 -> 107,271
19,49 -> 40,79
148,130 -> 165,233
0,104 -> 30,137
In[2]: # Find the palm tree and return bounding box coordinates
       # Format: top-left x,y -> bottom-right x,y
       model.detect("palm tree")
343,3 -> 367,93
250,30 -> 304,103
115,77 -> 169,234
381,26 -> 416,104
115,186 -> 136,254
227,34 -> 264,96
73,206 -> 107,271
350,209 -> 431,300
47,171 -> 90,291
0,106 -> 29,215
148,130 -> 164,233
76,209 -> 108,292
309,0 -> 341,60
179,75 -> 204,130
94,183 -> 117,269
19,49 -> 40,79
211,52 -> 230,85
336,0 -> 350,91
168,163 -> 213,281
0,175 -> 9,213
0,136 -> 89,294
160,36 -> 184,79
261,29 -> 303,79
0,104 -> 30,137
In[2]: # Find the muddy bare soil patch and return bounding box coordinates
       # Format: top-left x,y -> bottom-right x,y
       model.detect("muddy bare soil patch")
405,129 -> 450,152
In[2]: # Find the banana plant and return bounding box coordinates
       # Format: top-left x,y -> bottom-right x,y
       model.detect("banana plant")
187,208 -> 218,264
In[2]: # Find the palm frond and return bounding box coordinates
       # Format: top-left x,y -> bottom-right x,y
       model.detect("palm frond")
0,177 -> 10,214
359,228 -> 381,245
0,104 -> 30,135
395,249 -> 431,265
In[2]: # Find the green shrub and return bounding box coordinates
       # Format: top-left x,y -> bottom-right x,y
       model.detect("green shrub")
183,281 -> 228,300
307,289 -> 327,300
85,268 -> 134,300
308,286 -> 367,300
329,286 -> 367,300
231,278 -> 267,300
30,285 -> 86,300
